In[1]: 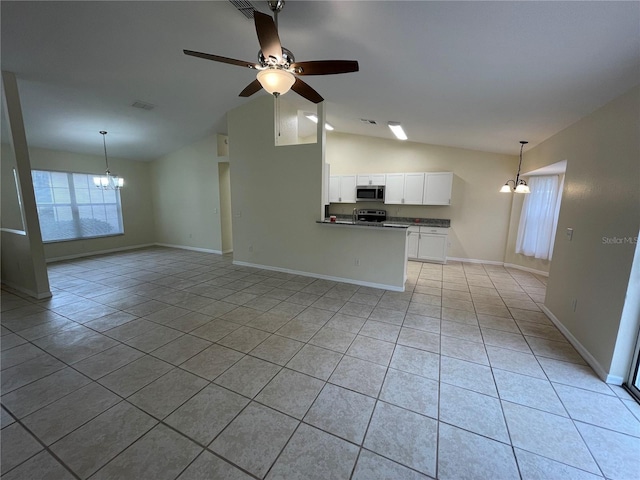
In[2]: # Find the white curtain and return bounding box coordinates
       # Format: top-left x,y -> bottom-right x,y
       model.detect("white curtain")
516,175 -> 564,260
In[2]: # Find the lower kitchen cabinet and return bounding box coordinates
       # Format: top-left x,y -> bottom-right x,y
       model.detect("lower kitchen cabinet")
407,226 -> 448,263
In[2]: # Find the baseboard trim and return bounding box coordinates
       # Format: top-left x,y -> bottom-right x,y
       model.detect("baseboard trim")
540,304 -> 619,385
154,243 -> 222,255
504,262 -> 549,277
1,281 -> 52,300
47,243 -> 156,263
233,260 -> 405,292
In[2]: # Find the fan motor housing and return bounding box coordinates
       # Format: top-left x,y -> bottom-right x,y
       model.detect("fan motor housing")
259,47 -> 295,68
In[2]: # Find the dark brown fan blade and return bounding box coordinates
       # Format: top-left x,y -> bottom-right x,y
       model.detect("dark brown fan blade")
291,78 -> 324,104
254,11 -> 282,62
239,79 -> 262,97
183,50 -> 257,69
291,60 -> 359,76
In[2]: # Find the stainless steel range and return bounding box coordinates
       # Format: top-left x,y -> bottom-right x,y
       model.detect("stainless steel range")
357,209 -> 387,223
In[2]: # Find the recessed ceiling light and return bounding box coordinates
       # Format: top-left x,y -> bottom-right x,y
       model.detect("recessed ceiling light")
388,121 -> 407,140
305,113 -> 334,131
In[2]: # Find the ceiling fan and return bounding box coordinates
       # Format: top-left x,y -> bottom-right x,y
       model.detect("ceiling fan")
183,0 -> 359,104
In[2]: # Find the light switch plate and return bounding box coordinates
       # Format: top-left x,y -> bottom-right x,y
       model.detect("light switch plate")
566,228 -> 573,241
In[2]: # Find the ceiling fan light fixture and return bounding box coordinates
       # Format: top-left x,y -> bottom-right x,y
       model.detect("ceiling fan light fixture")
388,121 -> 408,140
257,68 -> 295,96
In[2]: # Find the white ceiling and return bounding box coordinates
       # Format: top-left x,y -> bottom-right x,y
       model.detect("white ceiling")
2,1 -> 638,161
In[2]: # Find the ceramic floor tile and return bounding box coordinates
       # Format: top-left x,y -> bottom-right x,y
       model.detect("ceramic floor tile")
189,319 -> 241,342
439,382 -> 510,443
165,383 -> 249,445
1,367 -> 91,419
127,368 -> 208,419
328,354 -> 387,397
402,313 -> 441,334
493,369 -> 567,416
214,355 -> 281,398
481,327 -> 532,353
123,325 -> 183,353
22,382 -> 121,445
408,302 -> 441,318
308,325 -> 356,353
255,368 -> 324,419
103,319 -> 158,341
151,334 -> 212,365
537,356 -> 615,395
389,344 -> 440,380
0,353 -> 66,394
245,311 -> 290,332
575,421 -> 640,480
216,326 -> 271,353
265,424 -> 359,480
1,342 -> 48,370
219,306 -> 260,325
325,313 -> 366,333
338,301 -> 375,318
176,450 -> 254,480
359,319 -> 401,342
1,450 -> 75,480
165,312 -> 214,333
346,335 -> 395,366
90,424 -> 201,480
515,448 -> 605,480
304,383 -> 375,444
180,343 -> 244,380
0,422 -> 44,474
397,327 -> 440,353
364,401 -> 438,477
1,406 -> 15,428
441,307 -> 477,325
98,355 -> 173,397
368,307 -> 406,326
477,314 -> 520,333
440,355 -> 498,397
437,422 -> 519,480
554,383 -> 640,437
486,345 -> 546,378
380,368 -> 439,418
352,450 -> 432,480
249,334 -> 305,365
441,334 -> 489,365
50,401 -> 157,478
441,320 -> 483,343
286,344 -> 343,380
502,401 -> 600,474
210,402 -> 298,478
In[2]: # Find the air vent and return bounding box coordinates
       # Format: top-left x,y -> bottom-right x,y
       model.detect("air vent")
229,0 -> 256,19
131,100 -> 155,111
360,118 -> 377,125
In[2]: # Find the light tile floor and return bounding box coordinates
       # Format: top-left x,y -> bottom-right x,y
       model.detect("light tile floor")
1,247 -> 639,479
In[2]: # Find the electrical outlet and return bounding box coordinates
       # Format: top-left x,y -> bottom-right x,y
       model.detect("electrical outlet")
248,244 -> 254,252
355,258 -> 360,266
213,208 -> 218,214
566,228 -> 574,241
571,299 -> 577,312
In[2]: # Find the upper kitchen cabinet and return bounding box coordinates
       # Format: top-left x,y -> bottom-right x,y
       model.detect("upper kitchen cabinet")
384,173 -> 425,205
384,172 -> 453,205
423,172 -> 453,205
356,174 -> 386,186
329,175 -> 356,203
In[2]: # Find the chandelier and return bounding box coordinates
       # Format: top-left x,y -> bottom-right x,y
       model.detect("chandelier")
500,141 -> 530,193
93,131 -> 124,190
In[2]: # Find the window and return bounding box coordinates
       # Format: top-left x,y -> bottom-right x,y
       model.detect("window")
516,175 -> 564,260
32,170 -> 124,242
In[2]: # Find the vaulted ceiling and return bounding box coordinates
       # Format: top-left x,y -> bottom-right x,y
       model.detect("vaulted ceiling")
2,1 -> 638,160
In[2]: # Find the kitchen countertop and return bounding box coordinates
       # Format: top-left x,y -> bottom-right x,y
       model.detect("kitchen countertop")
317,220 -> 409,229
323,215 -> 450,228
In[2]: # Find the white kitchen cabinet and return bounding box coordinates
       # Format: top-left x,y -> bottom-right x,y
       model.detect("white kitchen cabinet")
329,175 -> 356,203
384,173 -> 405,204
357,174 -> 386,186
404,173 -> 425,204
407,227 -> 420,259
423,172 -> 453,205
407,226 -> 448,263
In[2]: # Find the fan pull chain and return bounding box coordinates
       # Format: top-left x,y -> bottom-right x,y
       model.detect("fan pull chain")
275,93 -> 281,138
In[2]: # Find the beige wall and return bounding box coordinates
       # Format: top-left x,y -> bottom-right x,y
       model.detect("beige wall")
1,144 -> 155,261
228,96 -> 407,290
523,86 -> 640,381
326,133 -> 517,263
150,133 -> 223,252
218,162 -> 233,253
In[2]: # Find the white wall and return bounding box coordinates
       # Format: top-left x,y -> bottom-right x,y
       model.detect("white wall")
151,133 -> 223,253
326,133 -> 517,263
1,144 -> 155,261
228,96 -> 407,290
524,86 -> 640,381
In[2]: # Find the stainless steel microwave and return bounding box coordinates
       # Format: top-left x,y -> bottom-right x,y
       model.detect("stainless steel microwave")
356,185 -> 385,202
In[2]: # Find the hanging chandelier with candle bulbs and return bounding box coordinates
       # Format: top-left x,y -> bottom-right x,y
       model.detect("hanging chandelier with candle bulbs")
93,131 -> 124,190
500,141 -> 530,193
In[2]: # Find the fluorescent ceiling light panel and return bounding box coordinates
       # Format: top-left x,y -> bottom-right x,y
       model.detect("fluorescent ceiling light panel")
388,121 -> 407,140
305,113 -> 334,131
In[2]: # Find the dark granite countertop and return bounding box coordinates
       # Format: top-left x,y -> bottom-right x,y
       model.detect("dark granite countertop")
326,215 -> 450,228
